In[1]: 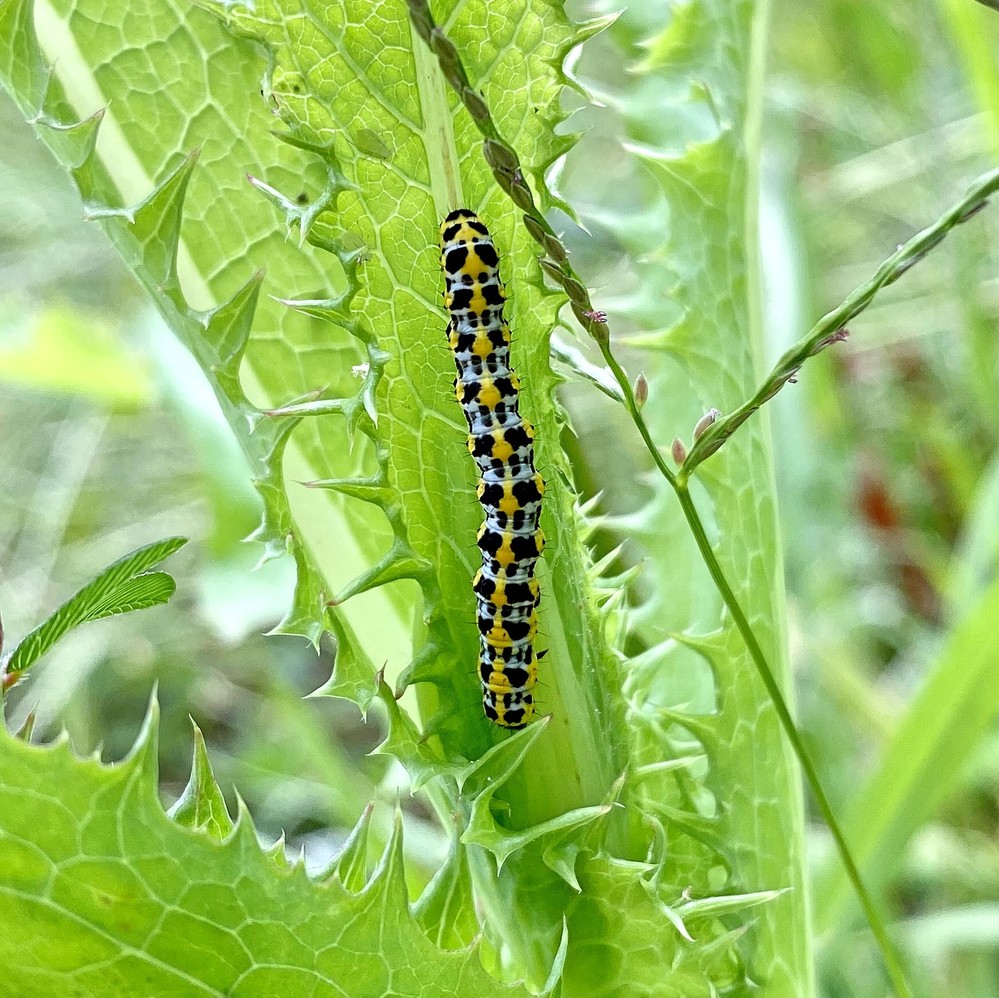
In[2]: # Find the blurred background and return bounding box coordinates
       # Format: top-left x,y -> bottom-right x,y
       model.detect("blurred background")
2,0 -> 998,994
774,5 -> 999,993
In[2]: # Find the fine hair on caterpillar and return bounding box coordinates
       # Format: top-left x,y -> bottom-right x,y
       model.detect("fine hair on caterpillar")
438,208 -> 545,730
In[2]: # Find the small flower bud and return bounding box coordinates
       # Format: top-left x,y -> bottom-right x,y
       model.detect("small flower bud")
407,0 -> 433,42
539,258 -> 564,283
522,214 -> 547,247
493,169 -> 515,195
543,232 -> 568,265
560,276 -> 586,305
510,181 -> 536,213
463,89 -> 489,122
671,437 -> 687,466
635,373 -> 649,409
693,408 -> 720,440
430,28 -> 457,62
482,139 -> 519,176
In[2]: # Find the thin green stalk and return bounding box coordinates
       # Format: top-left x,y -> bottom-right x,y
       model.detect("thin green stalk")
602,319 -> 913,994
673,484 -> 912,998
607,336 -> 911,994
683,168 -> 999,473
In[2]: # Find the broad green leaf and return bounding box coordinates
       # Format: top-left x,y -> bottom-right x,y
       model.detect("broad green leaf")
0,703 -> 530,997
0,0 -> 402,670
6,536 -> 187,675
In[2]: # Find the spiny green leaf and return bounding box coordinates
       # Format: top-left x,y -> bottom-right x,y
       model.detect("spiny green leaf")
0,0 -> 804,992
412,835 -> 479,951
321,803 -> 375,891
562,1 -> 811,992
0,0 -> 401,673
556,856 -> 745,997
0,702 -> 531,997
678,888 -> 788,920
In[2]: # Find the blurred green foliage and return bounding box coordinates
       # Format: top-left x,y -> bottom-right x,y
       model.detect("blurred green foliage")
561,0 -> 999,993
770,1 -> 999,994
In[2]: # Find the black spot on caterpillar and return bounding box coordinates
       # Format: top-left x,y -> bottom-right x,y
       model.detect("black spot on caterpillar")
439,209 -> 544,729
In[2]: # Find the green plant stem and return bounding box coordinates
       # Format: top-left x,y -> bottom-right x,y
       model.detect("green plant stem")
601,334 -> 907,984
683,167 -> 999,474
598,316 -> 910,992
673,484 -> 912,998
599,330 -> 909,992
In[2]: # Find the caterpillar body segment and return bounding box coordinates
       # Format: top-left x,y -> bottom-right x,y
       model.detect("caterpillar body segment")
439,209 -> 544,729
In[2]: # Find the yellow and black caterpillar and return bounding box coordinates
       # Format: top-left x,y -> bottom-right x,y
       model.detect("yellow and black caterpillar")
439,209 -> 544,729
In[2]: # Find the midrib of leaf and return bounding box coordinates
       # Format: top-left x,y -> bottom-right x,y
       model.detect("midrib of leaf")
411,19 -> 462,208
233,0 -> 645,986
31,0 -> 410,666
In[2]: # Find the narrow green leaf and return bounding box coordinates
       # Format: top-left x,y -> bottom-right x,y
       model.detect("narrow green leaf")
6,537 -> 187,675
814,576 -> 999,933
939,0 -> 999,158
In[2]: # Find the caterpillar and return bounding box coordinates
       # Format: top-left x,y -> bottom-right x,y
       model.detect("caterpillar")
438,209 -> 544,729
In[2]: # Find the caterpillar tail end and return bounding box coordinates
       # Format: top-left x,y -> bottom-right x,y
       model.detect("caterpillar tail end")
482,686 -> 535,730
